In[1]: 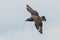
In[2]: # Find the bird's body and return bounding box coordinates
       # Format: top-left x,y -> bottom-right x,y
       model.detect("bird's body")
32,15 -> 41,26
25,5 -> 46,34
32,15 -> 43,34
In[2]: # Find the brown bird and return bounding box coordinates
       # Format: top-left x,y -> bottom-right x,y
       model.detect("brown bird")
25,5 -> 46,34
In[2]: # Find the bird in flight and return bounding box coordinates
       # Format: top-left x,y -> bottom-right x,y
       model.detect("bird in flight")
25,5 -> 46,34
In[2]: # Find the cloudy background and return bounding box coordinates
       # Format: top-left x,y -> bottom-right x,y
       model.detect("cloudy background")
0,0 -> 60,40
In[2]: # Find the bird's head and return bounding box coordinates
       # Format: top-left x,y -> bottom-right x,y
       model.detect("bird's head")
41,16 -> 46,21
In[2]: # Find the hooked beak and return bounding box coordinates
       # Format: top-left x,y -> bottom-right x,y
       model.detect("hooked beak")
45,19 -> 46,21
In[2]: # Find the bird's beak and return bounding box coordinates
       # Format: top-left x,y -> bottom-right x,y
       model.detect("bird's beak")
45,19 -> 46,21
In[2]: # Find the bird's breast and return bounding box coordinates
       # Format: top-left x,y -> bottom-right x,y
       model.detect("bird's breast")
32,15 -> 42,26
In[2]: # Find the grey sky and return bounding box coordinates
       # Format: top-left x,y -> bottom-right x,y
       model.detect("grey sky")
0,0 -> 60,40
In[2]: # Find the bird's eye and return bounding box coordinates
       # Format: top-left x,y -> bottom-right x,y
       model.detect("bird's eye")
43,16 -> 45,18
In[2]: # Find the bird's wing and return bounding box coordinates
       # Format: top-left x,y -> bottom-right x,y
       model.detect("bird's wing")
26,17 -> 34,21
34,16 -> 43,34
26,5 -> 38,15
35,24 -> 43,34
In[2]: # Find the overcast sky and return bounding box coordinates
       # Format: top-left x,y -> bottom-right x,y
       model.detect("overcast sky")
0,0 -> 60,40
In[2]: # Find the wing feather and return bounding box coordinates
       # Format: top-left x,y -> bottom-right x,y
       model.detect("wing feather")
34,16 -> 43,34
26,5 -> 38,15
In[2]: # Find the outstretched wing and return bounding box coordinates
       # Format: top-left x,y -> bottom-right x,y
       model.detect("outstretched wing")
25,17 -> 34,21
35,24 -> 43,34
34,16 -> 43,34
26,5 -> 38,15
